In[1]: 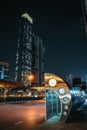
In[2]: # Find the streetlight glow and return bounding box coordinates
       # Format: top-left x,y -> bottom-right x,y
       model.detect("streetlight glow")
28,74 -> 34,81
27,72 -> 34,87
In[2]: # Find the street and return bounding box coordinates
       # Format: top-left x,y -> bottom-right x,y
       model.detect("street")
0,100 -> 87,130
0,100 -> 45,130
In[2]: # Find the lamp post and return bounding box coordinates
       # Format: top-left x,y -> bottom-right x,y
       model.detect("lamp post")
28,72 -> 34,87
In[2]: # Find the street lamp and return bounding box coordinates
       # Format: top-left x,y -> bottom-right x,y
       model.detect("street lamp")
28,72 -> 34,87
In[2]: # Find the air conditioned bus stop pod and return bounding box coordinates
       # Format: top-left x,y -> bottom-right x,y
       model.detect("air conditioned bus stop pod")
44,73 -> 86,124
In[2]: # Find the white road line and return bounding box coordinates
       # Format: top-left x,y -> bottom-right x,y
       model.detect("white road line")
15,121 -> 23,125
14,116 -> 37,125
14,117 -> 35,125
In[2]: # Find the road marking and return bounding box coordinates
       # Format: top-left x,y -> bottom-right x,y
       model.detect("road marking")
14,116 -> 36,125
15,121 -> 23,125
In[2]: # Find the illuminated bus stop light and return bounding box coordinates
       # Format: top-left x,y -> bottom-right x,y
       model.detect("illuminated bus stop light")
49,78 -> 57,87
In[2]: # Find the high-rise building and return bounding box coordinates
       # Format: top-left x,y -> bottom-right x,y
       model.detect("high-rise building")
81,0 -> 87,36
32,35 -> 45,86
15,12 -> 45,86
15,13 -> 33,83
0,62 -> 10,80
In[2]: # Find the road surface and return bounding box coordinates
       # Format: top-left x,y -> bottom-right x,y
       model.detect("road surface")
0,100 -> 45,130
0,100 -> 87,130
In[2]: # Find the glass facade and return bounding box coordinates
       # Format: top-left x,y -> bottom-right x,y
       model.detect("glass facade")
32,35 -> 45,86
81,0 -> 87,35
15,13 -> 32,83
15,13 -> 45,86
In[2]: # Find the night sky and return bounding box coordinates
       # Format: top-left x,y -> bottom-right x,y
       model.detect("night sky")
0,0 -> 87,81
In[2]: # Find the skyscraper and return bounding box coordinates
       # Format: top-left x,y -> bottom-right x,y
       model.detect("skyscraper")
32,35 -> 45,86
15,12 -> 45,86
81,0 -> 87,36
15,13 -> 33,83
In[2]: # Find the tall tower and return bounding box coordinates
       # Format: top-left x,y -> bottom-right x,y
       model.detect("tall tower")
15,13 -> 33,83
81,0 -> 87,36
32,35 -> 45,86
15,12 -> 45,86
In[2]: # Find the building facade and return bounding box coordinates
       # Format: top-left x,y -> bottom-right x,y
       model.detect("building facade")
0,62 -> 10,80
32,35 -> 45,86
15,13 -> 33,83
15,13 -> 45,86
81,0 -> 87,35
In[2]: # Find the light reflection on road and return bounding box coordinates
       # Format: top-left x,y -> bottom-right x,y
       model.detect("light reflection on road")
0,100 -> 45,130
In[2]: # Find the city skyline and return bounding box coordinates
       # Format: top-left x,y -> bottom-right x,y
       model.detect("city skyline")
0,0 -> 87,81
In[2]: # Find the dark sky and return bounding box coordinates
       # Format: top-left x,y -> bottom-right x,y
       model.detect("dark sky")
0,0 -> 87,81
